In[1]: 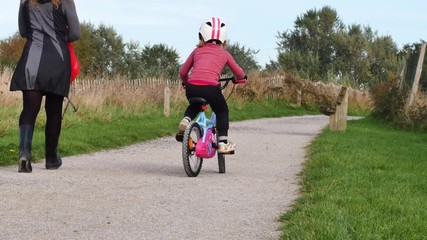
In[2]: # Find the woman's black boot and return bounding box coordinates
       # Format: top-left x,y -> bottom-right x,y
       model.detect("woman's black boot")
18,125 -> 34,173
45,135 -> 62,169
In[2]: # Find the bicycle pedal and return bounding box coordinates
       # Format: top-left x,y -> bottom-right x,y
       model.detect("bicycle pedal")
175,133 -> 183,142
220,151 -> 235,155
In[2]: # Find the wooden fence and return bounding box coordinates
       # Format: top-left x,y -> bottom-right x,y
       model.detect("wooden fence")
1,72 -> 371,112
72,77 -> 181,94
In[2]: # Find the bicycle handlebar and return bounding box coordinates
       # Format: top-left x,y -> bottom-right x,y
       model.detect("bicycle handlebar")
219,76 -> 236,82
219,75 -> 247,90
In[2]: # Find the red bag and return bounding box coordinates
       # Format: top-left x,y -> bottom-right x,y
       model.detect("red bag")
68,43 -> 80,83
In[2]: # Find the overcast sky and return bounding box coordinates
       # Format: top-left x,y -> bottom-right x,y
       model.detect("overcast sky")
1,0 -> 426,66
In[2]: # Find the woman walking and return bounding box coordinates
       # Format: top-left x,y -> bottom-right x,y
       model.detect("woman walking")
10,0 -> 80,172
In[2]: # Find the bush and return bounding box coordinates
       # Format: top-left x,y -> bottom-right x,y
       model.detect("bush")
371,78 -> 406,121
404,94 -> 427,129
371,77 -> 427,129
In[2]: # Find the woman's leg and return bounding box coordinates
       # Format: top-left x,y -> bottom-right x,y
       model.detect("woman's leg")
44,93 -> 64,169
19,90 -> 43,126
18,90 -> 44,173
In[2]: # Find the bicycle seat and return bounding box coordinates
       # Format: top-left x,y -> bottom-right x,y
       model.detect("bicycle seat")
189,97 -> 208,105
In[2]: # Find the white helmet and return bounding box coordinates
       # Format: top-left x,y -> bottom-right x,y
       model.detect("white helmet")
199,17 -> 227,44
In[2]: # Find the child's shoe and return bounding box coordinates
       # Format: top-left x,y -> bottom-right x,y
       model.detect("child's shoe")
218,141 -> 236,154
175,118 -> 190,142
178,118 -> 190,133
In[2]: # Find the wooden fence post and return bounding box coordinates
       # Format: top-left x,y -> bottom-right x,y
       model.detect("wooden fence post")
163,86 -> 170,117
296,89 -> 302,107
407,43 -> 426,108
399,51 -> 411,90
329,86 -> 348,131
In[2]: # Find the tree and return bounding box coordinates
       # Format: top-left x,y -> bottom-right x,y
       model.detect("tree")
123,41 -> 143,79
94,24 -> 126,77
276,6 -> 344,80
140,43 -> 180,80
225,42 -> 260,74
65,22 -> 181,80
73,23 -> 126,78
275,6 -> 401,88
72,22 -> 98,77
368,36 -> 400,85
264,60 -> 281,72
333,24 -> 372,86
0,32 -> 26,70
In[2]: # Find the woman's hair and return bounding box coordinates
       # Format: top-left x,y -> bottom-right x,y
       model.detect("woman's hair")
27,0 -> 61,7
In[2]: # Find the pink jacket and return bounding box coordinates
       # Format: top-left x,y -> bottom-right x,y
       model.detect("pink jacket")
179,43 -> 245,86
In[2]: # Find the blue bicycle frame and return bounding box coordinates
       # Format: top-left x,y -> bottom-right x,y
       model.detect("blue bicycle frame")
194,110 -> 216,143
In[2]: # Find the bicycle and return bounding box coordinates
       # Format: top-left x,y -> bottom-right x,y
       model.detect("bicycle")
177,76 -> 247,177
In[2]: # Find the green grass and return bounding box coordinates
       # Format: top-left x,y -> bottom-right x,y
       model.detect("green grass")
280,117 -> 427,239
0,99 -> 316,166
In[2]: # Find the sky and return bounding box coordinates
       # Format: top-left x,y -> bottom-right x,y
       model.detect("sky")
0,0 -> 426,66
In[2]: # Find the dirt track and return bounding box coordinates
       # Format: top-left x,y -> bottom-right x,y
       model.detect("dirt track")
0,115 -> 330,240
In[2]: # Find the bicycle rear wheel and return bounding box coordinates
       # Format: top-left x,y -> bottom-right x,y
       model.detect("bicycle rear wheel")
182,122 -> 203,177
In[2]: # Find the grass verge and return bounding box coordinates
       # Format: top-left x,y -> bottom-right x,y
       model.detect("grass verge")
280,116 -> 427,239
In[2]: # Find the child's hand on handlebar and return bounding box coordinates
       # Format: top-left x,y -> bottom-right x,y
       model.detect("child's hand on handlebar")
234,80 -> 247,85
233,75 -> 247,85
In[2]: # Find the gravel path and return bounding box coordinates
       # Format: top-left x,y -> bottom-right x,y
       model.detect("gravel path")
0,115 -> 330,240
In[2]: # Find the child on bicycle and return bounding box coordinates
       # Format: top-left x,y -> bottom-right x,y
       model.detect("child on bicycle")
178,17 -> 246,154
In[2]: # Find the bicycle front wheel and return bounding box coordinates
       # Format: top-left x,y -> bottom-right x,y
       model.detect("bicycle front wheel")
216,130 -> 226,173
217,153 -> 225,174
182,122 -> 203,177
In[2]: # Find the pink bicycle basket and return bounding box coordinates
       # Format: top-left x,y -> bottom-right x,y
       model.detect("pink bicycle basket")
195,130 -> 216,158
